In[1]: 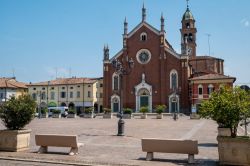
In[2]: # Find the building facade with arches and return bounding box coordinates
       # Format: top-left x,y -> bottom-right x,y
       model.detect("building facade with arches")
103,4 -> 235,114
28,77 -> 104,114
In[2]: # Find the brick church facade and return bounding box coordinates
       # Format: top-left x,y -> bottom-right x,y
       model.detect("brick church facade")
103,4 -> 235,114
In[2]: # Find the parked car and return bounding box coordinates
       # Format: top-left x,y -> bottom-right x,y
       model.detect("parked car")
48,107 -> 69,117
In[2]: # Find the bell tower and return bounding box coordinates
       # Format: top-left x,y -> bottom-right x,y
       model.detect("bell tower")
180,0 -> 197,57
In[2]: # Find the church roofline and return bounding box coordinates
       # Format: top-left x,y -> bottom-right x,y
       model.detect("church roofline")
109,49 -> 123,61
164,47 -> 181,59
128,21 -> 160,38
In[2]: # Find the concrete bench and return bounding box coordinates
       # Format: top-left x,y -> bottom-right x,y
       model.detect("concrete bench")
141,138 -> 198,163
35,134 -> 83,155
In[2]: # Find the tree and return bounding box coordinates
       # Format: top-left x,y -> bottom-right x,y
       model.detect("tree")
0,94 -> 37,130
199,86 -> 250,138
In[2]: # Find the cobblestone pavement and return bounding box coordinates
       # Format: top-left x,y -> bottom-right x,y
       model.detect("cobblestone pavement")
0,115 -> 220,166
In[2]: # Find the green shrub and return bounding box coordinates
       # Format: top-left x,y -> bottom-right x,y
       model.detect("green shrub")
199,86 -> 250,138
0,94 -> 36,130
85,107 -> 93,114
155,105 -> 166,114
41,108 -> 48,114
68,109 -> 76,114
123,108 -> 132,114
140,106 -> 149,114
103,108 -> 111,114
52,109 -> 61,114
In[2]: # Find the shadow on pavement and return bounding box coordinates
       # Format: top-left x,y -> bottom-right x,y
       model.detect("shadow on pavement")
137,157 -> 218,166
198,143 -> 217,147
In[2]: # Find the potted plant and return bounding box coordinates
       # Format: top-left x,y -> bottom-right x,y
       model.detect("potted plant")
140,106 -> 149,119
40,108 -> 48,118
103,108 -> 112,119
155,105 -> 166,119
52,109 -> 61,118
123,108 -> 133,119
0,94 -> 36,151
84,107 -> 94,118
67,109 -> 76,118
199,86 -> 250,165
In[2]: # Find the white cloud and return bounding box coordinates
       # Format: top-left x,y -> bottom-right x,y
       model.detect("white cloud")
44,67 -> 70,79
241,18 -> 249,27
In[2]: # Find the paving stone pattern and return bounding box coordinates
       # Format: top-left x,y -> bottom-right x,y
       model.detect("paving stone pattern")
0,116 -> 219,166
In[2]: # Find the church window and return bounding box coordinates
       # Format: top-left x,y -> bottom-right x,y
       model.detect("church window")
112,73 -> 119,91
136,49 -> 151,64
188,33 -> 193,42
170,70 -> 178,90
198,84 -> 203,98
186,23 -> 190,28
207,84 -> 214,95
140,32 -> 147,41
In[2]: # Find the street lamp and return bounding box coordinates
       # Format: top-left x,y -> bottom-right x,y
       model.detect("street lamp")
37,91 -> 42,119
112,57 -> 134,136
172,87 -> 181,121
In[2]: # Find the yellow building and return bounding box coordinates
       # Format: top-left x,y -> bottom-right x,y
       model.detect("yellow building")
0,77 -> 28,104
27,77 -> 103,114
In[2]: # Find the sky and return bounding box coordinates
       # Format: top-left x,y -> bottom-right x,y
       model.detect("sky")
0,0 -> 250,85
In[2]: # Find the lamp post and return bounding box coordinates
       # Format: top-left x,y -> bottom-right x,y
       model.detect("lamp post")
37,91 -> 42,119
47,81 -> 50,108
173,87 -> 181,121
112,57 -> 134,136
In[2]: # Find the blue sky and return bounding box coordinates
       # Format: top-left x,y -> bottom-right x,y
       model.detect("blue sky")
0,0 -> 249,85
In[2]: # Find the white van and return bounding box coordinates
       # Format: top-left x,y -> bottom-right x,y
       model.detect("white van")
48,107 -> 69,117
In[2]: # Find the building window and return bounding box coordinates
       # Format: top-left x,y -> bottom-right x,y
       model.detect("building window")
42,87 -> 45,90
70,92 -> 73,98
70,87 -> 74,89
61,92 -> 66,98
88,91 -> 91,98
112,73 -> 119,91
88,85 -> 91,87
77,85 -> 80,88
50,92 -> 55,100
207,84 -> 214,95
33,88 -> 36,90
32,93 -> 37,100
0,93 -> 3,99
100,93 -> 103,98
100,83 -> 103,87
62,87 -> 65,90
41,92 -> 46,100
198,84 -> 203,98
140,32 -> 147,41
77,91 -> 80,98
170,69 -> 178,89
51,87 -> 54,90
96,92 -> 98,98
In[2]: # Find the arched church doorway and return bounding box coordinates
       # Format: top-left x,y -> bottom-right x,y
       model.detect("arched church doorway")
111,95 -> 120,113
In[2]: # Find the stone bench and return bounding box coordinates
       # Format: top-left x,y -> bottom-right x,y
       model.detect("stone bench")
141,138 -> 198,163
35,134 -> 83,155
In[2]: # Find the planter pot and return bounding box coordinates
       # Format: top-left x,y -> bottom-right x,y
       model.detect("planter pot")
41,113 -> 48,118
123,114 -> 132,119
67,114 -> 76,118
141,114 -> 147,119
156,114 -> 163,119
103,113 -> 112,119
190,113 -> 200,119
218,128 -> 231,137
84,113 -> 93,118
52,114 -> 61,118
217,136 -> 250,165
0,129 -> 31,152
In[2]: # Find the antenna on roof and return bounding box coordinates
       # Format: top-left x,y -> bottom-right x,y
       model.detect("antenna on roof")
55,67 -> 58,79
205,33 -> 211,56
12,68 -> 15,78
69,68 -> 72,78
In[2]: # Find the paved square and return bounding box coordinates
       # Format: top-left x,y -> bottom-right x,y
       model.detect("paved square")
0,115 -> 219,165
